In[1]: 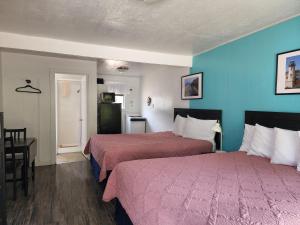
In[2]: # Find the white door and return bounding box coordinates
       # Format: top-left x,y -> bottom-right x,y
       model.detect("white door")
57,80 -> 82,153
55,73 -> 87,157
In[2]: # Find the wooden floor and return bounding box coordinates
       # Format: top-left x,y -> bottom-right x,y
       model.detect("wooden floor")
6,160 -> 116,225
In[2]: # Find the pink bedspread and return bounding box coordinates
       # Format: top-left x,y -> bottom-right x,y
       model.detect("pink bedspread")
84,131 -> 212,182
103,152 -> 300,225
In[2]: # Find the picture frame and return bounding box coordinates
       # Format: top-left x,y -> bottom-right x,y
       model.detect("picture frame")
275,49 -> 300,95
181,72 -> 203,100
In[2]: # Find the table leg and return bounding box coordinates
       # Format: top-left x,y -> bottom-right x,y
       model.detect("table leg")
24,147 -> 28,196
32,160 -> 35,181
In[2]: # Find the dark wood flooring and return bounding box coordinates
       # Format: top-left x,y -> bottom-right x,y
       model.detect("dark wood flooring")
6,160 -> 116,225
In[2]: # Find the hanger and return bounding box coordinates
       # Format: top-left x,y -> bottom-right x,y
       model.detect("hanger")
15,80 -> 42,94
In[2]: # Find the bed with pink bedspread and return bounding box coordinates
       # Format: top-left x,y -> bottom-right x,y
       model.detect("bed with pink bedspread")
84,131 -> 213,182
103,151 -> 300,225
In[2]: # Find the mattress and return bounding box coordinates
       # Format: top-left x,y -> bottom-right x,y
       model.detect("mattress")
84,131 -> 212,182
103,152 -> 300,225
90,154 -> 101,181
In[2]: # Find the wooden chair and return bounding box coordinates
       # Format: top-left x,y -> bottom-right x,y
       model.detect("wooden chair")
4,128 -> 26,141
4,128 -> 35,181
4,137 -> 25,200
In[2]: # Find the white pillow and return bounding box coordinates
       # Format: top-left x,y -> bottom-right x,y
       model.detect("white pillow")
271,128 -> 300,166
239,124 -> 255,152
247,124 -> 274,158
182,116 -> 217,142
173,115 -> 186,136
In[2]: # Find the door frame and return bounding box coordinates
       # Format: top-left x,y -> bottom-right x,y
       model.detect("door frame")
50,72 -> 87,164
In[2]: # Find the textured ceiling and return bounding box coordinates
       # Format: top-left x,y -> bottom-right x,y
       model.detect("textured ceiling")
0,0 -> 299,55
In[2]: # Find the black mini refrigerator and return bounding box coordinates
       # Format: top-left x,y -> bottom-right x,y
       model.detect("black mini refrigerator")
97,103 -> 121,134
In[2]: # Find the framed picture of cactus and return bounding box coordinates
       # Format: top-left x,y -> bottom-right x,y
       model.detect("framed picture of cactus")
276,49 -> 300,95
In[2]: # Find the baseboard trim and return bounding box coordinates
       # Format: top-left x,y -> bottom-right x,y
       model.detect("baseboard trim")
57,146 -> 82,154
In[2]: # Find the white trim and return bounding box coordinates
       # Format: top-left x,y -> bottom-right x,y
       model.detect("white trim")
55,74 -> 85,81
0,32 -> 192,67
57,146 -> 82,154
193,14 -> 300,56
50,71 -> 88,165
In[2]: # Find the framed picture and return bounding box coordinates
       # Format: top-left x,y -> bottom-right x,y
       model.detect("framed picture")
181,72 -> 203,100
276,49 -> 300,95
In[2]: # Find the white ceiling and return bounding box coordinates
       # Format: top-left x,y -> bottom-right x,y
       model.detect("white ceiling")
0,0 -> 299,55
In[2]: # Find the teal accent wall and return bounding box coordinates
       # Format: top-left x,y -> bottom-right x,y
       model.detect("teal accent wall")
191,16 -> 300,151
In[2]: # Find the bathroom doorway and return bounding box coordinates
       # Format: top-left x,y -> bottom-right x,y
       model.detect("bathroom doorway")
55,73 -> 87,164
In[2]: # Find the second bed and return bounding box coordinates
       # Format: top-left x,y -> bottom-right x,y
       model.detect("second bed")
84,108 -> 222,182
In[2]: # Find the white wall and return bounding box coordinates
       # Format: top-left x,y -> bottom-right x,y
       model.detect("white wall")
99,75 -> 141,113
1,51 -> 97,166
141,64 -> 189,132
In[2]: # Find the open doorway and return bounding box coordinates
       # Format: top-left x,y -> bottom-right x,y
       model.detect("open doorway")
55,73 -> 87,164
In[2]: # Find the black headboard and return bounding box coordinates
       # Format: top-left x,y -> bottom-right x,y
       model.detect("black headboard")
174,108 -> 222,149
245,111 -> 300,131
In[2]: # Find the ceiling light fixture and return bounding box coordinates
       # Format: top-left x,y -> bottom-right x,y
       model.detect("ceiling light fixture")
105,59 -> 123,67
103,59 -> 130,73
117,65 -> 129,73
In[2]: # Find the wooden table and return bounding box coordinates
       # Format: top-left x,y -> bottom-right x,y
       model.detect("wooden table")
5,138 -> 36,196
